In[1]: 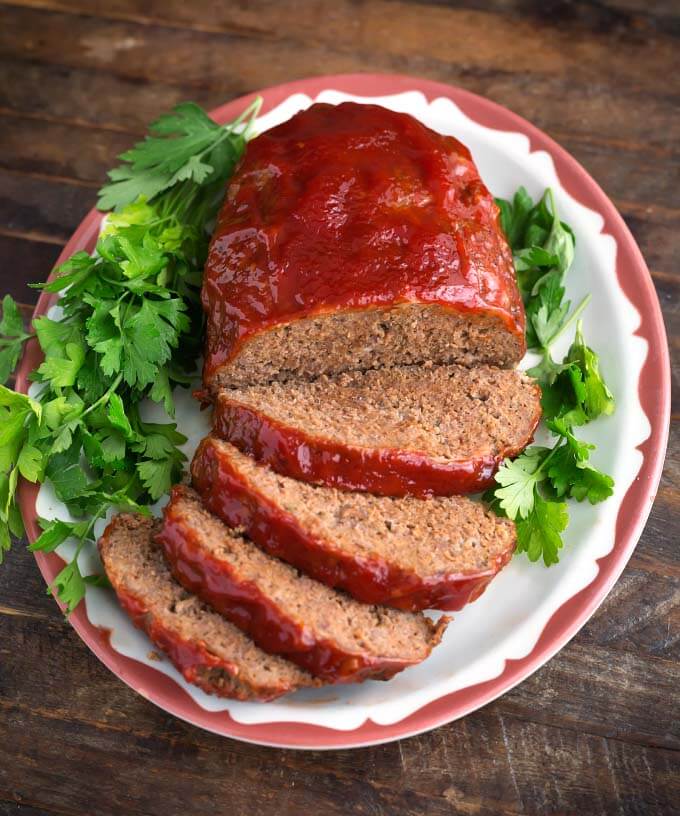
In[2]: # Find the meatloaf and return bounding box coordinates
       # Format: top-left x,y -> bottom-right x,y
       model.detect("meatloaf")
209,364 -> 541,497
98,513 -> 317,701
156,486 -> 449,682
202,102 -> 525,389
191,437 -> 516,611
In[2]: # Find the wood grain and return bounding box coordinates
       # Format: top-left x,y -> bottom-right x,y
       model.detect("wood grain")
4,1 -> 680,101
0,170 -> 94,244
1,584 -> 678,815
0,236 -> 60,301
0,1 -> 677,813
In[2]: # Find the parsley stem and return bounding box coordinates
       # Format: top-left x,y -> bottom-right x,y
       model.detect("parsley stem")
46,373 -> 124,443
80,497 -> 116,542
0,332 -> 33,345
226,96 -> 263,139
80,373 -> 124,420
185,98 -> 262,169
536,437 -> 566,475
189,108 -> 260,168
545,293 -> 592,348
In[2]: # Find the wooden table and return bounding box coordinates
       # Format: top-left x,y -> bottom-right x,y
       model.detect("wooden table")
1,1 -> 678,813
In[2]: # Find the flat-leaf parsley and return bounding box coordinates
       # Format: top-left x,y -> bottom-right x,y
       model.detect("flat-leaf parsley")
486,187 -> 615,565
0,97 -> 262,611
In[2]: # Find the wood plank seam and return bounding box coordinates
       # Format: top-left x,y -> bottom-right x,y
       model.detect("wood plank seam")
0,105 -> 145,137
0,166 -> 100,188
0,603 -> 51,621
0,227 -> 68,247
4,97 -> 678,162
1,647 -> 676,751
5,0 -> 680,50
0,790 -> 86,816
3,3 -> 678,106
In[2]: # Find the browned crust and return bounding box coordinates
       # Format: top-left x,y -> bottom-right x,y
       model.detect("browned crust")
191,436 -> 516,610
98,514 -> 317,701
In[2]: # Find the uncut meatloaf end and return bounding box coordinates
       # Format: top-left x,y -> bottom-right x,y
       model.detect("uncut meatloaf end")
98,513 -> 317,701
191,436 -> 517,611
156,486 -> 449,683
210,364 -> 541,497
202,102 -> 526,389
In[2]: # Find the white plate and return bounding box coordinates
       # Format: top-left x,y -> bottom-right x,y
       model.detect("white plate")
19,75 -> 669,749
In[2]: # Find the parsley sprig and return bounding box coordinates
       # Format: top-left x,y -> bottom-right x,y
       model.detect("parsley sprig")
486,188 -> 616,565
0,295 -> 32,385
498,187 -> 584,354
0,98 -> 261,611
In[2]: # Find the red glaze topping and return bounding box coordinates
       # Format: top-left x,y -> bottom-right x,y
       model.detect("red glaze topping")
212,395 -> 540,498
156,488 -> 441,682
202,102 -> 524,381
112,587 -> 296,701
191,437 -> 514,611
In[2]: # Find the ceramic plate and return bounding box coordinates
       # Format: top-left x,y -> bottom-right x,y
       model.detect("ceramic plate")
15,74 -> 670,749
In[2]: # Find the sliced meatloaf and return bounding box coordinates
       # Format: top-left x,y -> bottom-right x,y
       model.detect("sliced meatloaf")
98,513 -> 317,701
156,486 -> 449,682
203,102 -> 525,389
209,364 -> 541,497
191,437 -> 516,611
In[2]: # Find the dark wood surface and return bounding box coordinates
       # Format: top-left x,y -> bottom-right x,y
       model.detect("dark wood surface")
1,1 -> 678,813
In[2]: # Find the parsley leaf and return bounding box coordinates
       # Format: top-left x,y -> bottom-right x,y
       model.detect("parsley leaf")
496,186 -> 534,250
544,418 -> 614,504
37,341 -> 86,388
45,436 -> 91,502
489,186 -> 616,566
49,558 -> 87,615
0,97 -> 262,611
137,457 -> 180,500
0,294 -> 24,337
36,252 -> 97,294
0,295 -> 31,385
540,322 -> 615,425
0,386 -> 43,560
543,191 -> 575,276
564,323 -> 615,420
513,246 -> 559,273
0,386 -> 42,472
494,447 -> 549,519
516,495 -> 569,566
29,518 -> 90,553
496,188 -> 577,350
149,368 -> 174,415
547,445 -> 614,504
98,99 -> 261,211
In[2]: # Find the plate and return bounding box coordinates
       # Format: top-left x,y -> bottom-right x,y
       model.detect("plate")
15,74 -> 670,750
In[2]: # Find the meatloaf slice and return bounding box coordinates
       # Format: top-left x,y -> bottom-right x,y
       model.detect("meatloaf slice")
207,305 -> 524,390
98,513 -> 317,701
203,102 -> 525,389
156,486 -> 449,682
191,437 -> 516,611
210,364 -> 541,497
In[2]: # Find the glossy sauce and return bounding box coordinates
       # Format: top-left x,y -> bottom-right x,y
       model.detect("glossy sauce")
192,437 -> 514,610
211,394 -> 541,498
156,490 -> 440,682
113,588 -> 261,700
202,102 -> 524,380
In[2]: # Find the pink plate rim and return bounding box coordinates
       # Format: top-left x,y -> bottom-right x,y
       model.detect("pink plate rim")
15,73 -> 671,750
